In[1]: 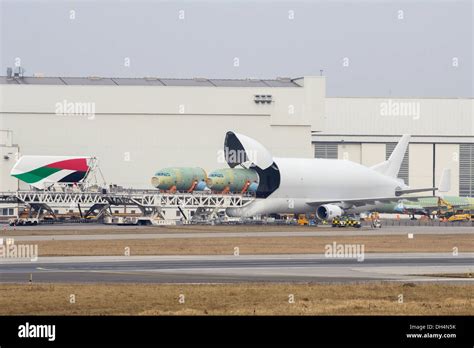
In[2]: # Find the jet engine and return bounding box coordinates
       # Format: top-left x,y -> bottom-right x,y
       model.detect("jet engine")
316,204 -> 344,220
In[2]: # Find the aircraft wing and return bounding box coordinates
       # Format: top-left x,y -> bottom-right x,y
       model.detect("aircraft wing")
306,196 -> 435,208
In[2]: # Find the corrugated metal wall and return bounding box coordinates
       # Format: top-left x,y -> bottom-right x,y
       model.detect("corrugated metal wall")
459,144 -> 474,197
314,143 -> 338,159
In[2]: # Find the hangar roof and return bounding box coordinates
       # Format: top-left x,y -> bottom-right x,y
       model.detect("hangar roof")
0,76 -> 300,87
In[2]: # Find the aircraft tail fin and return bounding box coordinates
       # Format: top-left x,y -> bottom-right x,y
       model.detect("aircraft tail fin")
371,135 -> 410,179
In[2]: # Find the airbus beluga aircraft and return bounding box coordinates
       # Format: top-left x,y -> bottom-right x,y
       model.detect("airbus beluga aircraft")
224,131 -> 440,219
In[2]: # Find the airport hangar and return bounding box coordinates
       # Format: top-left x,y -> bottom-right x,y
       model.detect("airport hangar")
0,74 -> 473,218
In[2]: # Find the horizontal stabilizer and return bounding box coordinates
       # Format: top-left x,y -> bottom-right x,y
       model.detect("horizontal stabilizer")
395,187 -> 437,196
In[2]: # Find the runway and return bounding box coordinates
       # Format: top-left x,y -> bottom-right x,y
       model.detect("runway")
2,225 -> 472,242
1,253 -> 472,284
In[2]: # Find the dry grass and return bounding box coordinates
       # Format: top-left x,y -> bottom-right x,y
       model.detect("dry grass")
20,234 -> 474,256
0,224 -> 332,236
0,282 -> 471,315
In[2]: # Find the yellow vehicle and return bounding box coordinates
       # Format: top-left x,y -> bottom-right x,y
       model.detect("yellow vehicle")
447,214 -> 471,222
297,214 -> 309,226
297,214 -> 318,226
346,218 -> 362,228
332,216 -> 342,227
332,216 -> 361,228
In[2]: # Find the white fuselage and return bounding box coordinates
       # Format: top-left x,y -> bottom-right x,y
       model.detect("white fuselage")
226,157 -> 403,217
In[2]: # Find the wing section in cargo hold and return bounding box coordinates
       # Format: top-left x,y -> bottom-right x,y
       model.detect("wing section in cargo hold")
10,156 -> 94,189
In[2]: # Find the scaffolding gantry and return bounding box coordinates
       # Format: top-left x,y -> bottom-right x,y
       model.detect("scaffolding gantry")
0,190 -> 255,223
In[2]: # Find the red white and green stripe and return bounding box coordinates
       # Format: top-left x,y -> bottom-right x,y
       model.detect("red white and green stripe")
11,156 -> 92,189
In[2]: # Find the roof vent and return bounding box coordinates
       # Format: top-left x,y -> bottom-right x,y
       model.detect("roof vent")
254,94 -> 273,104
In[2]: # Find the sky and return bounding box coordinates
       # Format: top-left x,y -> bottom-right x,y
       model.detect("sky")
0,0 -> 472,97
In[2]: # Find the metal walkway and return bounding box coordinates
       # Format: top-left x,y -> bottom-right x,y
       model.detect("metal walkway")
0,190 -> 254,209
